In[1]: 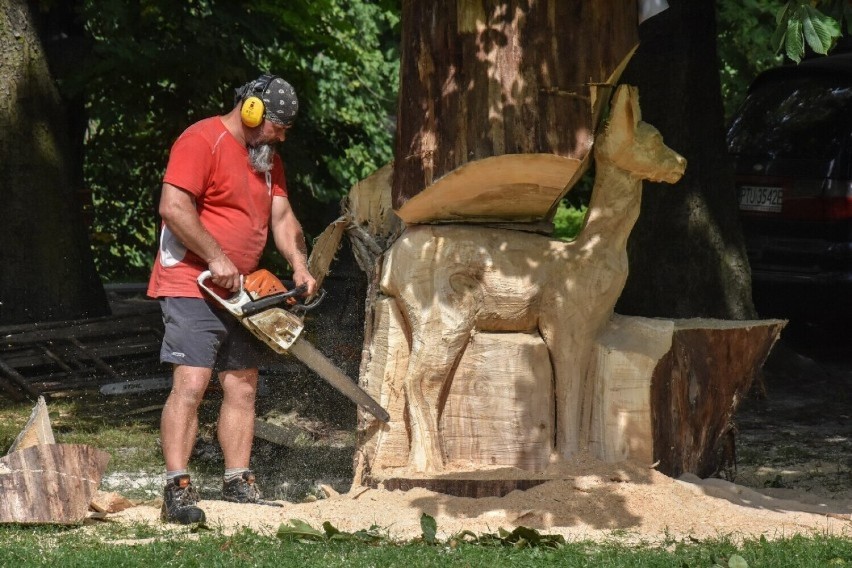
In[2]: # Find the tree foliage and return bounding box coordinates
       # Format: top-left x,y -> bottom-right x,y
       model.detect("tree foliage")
773,0 -> 850,62
49,0 -> 399,281
717,1 -> 785,120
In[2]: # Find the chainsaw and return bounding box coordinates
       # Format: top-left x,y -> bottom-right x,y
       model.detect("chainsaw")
197,269 -> 389,422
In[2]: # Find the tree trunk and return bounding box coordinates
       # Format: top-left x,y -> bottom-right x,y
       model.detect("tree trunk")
0,0 -> 109,324
393,0 -> 639,209
617,0 -> 756,319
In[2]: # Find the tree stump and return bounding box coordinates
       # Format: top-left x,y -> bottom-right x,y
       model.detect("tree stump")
583,315 -> 786,478
1,397 -> 110,524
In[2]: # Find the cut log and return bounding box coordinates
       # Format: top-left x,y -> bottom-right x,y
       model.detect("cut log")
2,397 -> 111,524
0,444 -> 110,524
348,83 -> 775,495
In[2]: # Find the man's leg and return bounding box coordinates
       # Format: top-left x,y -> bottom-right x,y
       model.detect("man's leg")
218,368 -> 279,505
161,364 -> 214,471
157,297 -> 227,524
217,368 -> 258,468
158,364 -> 212,524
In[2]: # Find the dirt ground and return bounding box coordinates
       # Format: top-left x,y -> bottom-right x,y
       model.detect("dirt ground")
99,319 -> 851,544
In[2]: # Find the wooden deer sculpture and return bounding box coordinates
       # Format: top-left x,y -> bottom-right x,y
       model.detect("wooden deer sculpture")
380,85 -> 686,472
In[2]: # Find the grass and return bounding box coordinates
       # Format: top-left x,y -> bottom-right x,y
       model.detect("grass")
0,523 -> 849,567
552,201 -> 587,241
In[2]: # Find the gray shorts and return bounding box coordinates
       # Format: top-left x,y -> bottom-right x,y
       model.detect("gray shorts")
159,297 -> 269,370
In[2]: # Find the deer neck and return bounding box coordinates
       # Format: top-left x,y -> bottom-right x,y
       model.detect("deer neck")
579,159 -> 643,247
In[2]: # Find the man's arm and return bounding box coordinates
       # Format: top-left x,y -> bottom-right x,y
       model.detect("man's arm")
158,182 -> 241,291
270,195 -> 317,296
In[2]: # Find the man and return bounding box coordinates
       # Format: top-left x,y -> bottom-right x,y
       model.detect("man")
147,73 -> 317,524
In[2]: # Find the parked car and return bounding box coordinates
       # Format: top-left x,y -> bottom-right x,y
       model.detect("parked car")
727,52 -> 852,325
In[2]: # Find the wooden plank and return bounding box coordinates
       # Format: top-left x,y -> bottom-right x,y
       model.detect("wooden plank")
0,358 -> 41,400
0,313 -> 162,344
1,338 -> 162,369
0,376 -> 27,402
68,337 -> 120,378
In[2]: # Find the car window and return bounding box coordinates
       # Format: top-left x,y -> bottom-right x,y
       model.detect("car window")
727,76 -> 852,160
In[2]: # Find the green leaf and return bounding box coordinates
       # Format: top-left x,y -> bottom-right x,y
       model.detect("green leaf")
420,513 -> 438,545
510,526 -> 542,546
276,519 -> 325,541
772,2 -> 793,53
728,554 -> 750,568
784,16 -> 804,62
802,5 -> 841,55
775,1 -> 791,26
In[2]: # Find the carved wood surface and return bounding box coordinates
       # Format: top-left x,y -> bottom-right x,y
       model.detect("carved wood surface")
360,85 -> 686,476
395,154 -> 580,224
441,332 -> 553,471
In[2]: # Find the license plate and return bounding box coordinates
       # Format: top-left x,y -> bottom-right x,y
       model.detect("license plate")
739,185 -> 783,213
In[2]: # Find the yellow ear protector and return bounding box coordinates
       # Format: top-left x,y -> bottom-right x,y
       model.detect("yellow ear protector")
239,74 -> 277,128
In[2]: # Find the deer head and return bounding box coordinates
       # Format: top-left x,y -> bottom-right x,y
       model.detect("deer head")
597,85 -> 686,185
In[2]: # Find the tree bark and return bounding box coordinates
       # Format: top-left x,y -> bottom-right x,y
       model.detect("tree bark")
0,0 -> 108,324
393,0 -> 639,209
617,0 -> 756,319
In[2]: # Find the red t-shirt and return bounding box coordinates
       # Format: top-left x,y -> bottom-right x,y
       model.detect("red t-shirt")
147,117 -> 287,299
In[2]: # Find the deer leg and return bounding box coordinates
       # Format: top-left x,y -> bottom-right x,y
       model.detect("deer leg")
403,272 -> 481,472
539,289 -> 591,459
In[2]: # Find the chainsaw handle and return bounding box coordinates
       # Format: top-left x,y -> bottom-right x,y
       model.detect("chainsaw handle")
196,270 -> 248,316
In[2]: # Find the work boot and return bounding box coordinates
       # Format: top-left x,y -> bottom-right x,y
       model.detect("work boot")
222,470 -> 282,507
160,474 -> 206,524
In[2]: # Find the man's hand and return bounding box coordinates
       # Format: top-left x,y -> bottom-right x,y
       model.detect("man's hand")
208,253 -> 241,292
292,268 -> 317,297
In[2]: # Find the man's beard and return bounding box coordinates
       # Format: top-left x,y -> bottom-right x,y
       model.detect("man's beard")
248,144 -> 274,173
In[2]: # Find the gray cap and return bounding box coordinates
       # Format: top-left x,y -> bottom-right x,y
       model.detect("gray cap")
260,77 -> 298,125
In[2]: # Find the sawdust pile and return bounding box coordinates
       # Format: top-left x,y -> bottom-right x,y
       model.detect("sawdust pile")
111,454 -> 851,543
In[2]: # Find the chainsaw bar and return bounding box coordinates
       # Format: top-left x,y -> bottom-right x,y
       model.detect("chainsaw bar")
289,338 -> 390,423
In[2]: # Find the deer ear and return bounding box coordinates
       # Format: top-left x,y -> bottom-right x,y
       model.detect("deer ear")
607,84 -> 635,135
627,85 -> 641,124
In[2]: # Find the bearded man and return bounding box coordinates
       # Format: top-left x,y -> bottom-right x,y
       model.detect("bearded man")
147,74 -> 317,524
